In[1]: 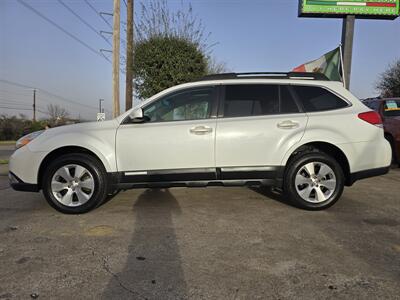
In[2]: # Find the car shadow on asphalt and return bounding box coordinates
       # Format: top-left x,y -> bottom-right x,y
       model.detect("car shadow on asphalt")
101,188 -> 187,299
249,186 -> 295,208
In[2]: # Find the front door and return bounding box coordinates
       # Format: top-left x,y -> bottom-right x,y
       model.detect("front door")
116,86 -> 218,182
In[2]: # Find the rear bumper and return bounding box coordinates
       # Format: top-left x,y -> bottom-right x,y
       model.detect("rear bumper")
347,166 -> 390,186
9,172 -> 39,192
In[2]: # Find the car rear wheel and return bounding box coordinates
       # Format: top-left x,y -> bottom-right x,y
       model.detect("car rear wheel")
284,151 -> 344,210
42,153 -> 108,214
385,134 -> 399,167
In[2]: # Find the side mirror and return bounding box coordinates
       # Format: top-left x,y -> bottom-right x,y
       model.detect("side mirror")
129,108 -> 150,123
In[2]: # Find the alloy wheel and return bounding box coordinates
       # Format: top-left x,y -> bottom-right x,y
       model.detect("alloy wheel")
51,164 -> 95,207
294,161 -> 337,203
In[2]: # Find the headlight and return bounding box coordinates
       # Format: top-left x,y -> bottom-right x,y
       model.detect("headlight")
15,130 -> 45,149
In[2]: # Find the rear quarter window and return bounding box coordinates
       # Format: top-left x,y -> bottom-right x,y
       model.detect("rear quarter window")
292,85 -> 349,112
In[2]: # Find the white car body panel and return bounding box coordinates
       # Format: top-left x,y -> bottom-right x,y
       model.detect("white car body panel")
215,113 -> 308,167
10,120 -> 119,184
9,146 -> 48,184
116,119 -> 217,171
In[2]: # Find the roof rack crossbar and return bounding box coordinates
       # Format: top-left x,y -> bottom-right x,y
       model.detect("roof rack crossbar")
199,72 -> 329,81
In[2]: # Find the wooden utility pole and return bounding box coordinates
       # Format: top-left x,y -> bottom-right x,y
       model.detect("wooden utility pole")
112,0 -> 120,117
125,0 -> 134,111
33,89 -> 36,122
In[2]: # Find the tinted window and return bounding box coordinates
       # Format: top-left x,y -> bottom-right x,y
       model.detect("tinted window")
364,100 -> 380,111
223,85 -> 299,118
280,86 -> 299,113
143,87 -> 215,122
293,86 -> 348,112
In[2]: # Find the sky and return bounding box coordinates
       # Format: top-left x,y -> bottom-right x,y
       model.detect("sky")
0,0 -> 399,120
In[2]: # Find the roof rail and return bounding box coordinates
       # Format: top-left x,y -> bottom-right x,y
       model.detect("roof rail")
199,72 -> 329,81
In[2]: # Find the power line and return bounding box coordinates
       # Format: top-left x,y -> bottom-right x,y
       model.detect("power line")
0,106 -> 33,111
0,98 -> 46,108
16,0 -> 106,61
57,0 -> 112,47
84,1 -> 128,47
0,79 -> 105,112
84,0 -> 110,27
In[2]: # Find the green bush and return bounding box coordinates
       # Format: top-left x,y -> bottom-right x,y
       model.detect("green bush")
134,36 -> 207,99
0,116 -> 47,141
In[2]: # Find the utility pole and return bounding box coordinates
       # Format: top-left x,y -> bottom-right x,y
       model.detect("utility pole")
33,89 -> 36,122
341,15 -> 355,90
112,0 -> 120,118
99,99 -> 104,113
125,0 -> 134,111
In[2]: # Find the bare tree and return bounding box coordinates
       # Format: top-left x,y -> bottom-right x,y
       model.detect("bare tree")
47,104 -> 69,124
376,59 -> 400,97
207,57 -> 229,74
135,0 -> 226,74
136,0 -> 213,52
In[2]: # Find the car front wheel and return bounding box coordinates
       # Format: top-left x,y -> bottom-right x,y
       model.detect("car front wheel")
284,151 -> 345,210
42,153 -> 108,214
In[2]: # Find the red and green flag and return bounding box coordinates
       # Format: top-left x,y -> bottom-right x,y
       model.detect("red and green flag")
292,47 -> 343,82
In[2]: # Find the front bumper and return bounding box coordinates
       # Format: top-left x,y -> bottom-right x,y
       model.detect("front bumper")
9,145 -> 47,186
9,171 -> 39,192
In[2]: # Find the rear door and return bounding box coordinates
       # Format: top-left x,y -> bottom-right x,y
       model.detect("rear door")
215,84 -> 308,179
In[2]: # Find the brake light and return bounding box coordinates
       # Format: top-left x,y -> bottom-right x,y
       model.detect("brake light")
358,111 -> 383,127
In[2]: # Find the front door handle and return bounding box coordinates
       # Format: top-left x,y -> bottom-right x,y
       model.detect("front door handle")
190,126 -> 213,135
277,120 -> 300,129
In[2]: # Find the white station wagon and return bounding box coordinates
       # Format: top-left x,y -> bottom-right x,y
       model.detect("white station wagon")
9,72 -> 391,214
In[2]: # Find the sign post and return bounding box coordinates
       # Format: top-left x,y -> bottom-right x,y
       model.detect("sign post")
298,0 -> 399,89
97,113 -> 106,122
341,15 -> 355,89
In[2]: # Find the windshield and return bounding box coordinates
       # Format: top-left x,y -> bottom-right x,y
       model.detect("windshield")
383,99 -> 400,117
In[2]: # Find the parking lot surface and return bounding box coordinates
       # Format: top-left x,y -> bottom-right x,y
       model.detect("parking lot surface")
0,166 -> 399,299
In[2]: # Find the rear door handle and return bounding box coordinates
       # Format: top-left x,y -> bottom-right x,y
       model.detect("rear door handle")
277,120 -> 299,129
190,126 -> 213,135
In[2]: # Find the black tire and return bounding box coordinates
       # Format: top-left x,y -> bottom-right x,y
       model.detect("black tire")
283,151 -> 345,210
42,153 -> 109,214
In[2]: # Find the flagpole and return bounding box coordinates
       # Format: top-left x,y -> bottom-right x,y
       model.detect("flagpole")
339,44 -> 346,88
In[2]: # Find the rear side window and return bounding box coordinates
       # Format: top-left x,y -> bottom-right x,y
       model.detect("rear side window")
223,85 -> 300,118
367,101 -> 380,111
292,86 -> 348,112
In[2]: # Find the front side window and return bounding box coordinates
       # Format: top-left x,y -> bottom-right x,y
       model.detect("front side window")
292,85 -> 349,112
223,84 -> 300,118
143,87 -> 215,122
383,99 -> 400,117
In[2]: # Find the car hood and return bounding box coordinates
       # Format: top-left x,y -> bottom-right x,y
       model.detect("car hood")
44,119 -> 119,136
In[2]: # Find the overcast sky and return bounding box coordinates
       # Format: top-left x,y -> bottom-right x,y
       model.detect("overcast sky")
1,0 -> 399,120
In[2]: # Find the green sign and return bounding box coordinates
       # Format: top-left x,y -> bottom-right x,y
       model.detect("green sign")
299,0 -> 400,19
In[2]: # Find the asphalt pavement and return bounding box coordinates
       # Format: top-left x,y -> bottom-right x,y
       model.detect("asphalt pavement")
0,150 -> 399,299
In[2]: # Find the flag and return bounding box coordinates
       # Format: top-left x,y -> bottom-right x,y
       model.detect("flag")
292,47 -> 343,82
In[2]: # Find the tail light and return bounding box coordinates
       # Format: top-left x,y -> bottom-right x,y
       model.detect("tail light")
358,111 -> 383,128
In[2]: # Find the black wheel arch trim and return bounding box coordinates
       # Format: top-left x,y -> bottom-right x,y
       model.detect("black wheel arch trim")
9,172 -> 39,192
347,166 -> 390,186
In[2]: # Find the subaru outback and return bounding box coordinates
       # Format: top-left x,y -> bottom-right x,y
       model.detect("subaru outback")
9,72 -> 392,214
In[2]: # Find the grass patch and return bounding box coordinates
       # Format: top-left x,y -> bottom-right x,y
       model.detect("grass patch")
0,141 -> 16,145
0,159 -> 9,165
